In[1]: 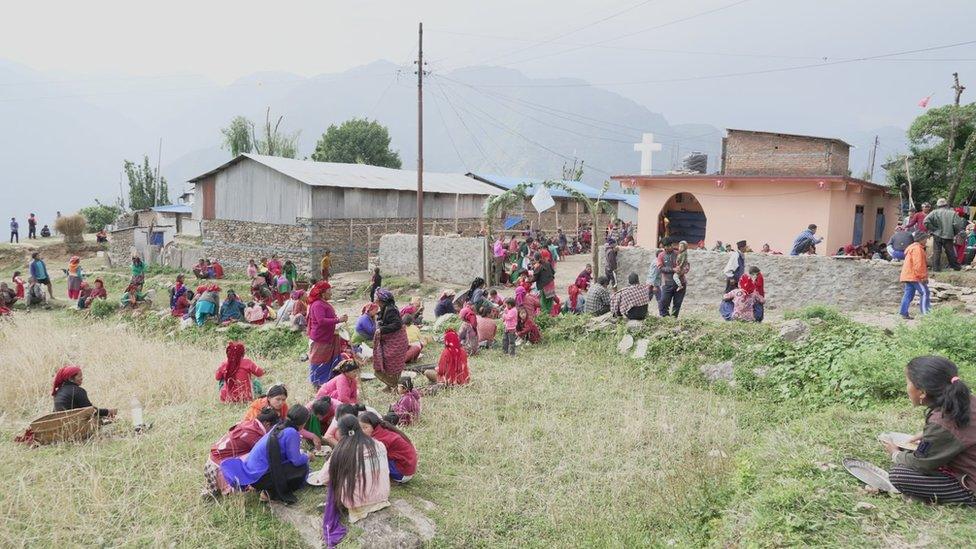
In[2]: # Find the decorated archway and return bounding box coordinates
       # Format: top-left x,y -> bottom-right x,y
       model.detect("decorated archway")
658,192 -> 706,247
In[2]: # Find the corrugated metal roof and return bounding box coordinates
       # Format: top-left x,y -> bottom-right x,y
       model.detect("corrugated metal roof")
151,204 -> 193,214
468,173 -> 628,202
189,154 -> 502,196
622,196 -> 640,209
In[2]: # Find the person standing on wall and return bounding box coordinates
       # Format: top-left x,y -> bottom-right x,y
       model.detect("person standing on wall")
27,213 -> 37,239
723,240 -> 747,292
924,198 -> 965,272
9,218 -> 18,243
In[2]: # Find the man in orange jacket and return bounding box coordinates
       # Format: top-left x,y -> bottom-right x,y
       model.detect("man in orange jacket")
899,231 -> 931,319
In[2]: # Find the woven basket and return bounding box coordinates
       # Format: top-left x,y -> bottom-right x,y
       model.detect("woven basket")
29,407 -> 99,445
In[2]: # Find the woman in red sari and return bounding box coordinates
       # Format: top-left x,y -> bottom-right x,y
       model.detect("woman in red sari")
215,341 -> 264,403
437,329 -> 470,386
372,288 -> 409,389
307,281 -> 347,389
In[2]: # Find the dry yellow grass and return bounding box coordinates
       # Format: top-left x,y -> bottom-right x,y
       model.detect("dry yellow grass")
0,311 -> 745,547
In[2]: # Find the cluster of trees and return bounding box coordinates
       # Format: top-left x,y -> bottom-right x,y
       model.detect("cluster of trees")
887,75 -> 976,207
220,113 -> 401,168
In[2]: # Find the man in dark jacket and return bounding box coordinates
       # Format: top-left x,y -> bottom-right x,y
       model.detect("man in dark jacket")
924,198 -> 965,271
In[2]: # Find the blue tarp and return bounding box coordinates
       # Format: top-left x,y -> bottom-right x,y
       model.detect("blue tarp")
504,216 -> 525,230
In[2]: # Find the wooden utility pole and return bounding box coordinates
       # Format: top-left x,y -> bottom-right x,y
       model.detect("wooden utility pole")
946,73 -> 968,204
416,22 -> 425,282
155,138 -> 163,206
904,156 -> 915,210
867,135 -> 879,181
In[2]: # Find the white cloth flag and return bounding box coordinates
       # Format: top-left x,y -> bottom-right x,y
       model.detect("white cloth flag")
531,185 -> 556,213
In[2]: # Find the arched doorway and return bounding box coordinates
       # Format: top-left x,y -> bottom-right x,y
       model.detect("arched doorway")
658,192 -> 706,247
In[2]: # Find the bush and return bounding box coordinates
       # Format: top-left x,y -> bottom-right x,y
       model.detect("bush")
783,305 -> 843,322
54,214 -> 87,244
88,299 -> 117,318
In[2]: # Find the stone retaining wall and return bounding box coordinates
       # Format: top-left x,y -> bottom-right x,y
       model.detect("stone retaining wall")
379,234 -> 487,285
203,217 -> 485,277
606,248 -> 903,309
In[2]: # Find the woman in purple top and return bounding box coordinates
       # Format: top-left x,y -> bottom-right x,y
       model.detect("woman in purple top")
220,406 -> 311,503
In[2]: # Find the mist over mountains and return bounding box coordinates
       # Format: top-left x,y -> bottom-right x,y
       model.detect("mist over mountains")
1,59 -> 907,223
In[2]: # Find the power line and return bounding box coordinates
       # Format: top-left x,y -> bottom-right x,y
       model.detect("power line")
445,0 -> 658,70
430,78 -> 504,172
436,74 -> 720,144
493,0 -> 753,68
460,39 -> 976,88
427,83 -> 466,165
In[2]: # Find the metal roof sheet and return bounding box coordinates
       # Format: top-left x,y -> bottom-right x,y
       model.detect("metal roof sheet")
468,173 -> 628,202
151,204 -> 193,214
189,154 -> 502,196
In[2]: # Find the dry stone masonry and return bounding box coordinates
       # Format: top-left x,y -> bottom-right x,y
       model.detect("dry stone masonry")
607,248 -> 904,309
379,234 -> 487,285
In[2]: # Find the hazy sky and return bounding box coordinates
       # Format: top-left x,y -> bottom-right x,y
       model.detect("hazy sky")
4,1 -> 974,118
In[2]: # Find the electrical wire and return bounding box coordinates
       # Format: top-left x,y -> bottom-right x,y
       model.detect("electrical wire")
430,78 -> 505,172
428,83 -> 467,165
459,38 -> 976,88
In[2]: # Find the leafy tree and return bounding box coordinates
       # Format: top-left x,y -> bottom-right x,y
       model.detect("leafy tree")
312,118 -> 402,168
125,156 -> 170,210
220,109 -> 300,159
79,201 -> 123,232
897,101 -> 976,204
221,116 -> 254,156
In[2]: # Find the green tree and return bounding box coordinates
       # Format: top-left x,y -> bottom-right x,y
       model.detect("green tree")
903,101 -> 976,204
125,156 -> 170,210
220,108 -> 299,159
220,115 -> 254,156
78,201 -> 123,232
311,118 -> 401,168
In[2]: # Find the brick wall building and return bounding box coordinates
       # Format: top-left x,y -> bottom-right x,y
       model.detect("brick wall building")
721,129 -> 851,177
190,154 -> 501,276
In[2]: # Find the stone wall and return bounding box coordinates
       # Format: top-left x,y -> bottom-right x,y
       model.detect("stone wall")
607,248 -> 902,309
203,217 -> 485,277
379,234 -> 487,285
109,227 -> 135,261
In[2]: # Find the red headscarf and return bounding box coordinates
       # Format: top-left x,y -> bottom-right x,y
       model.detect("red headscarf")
459,303 -> 477,329
52,365 -> 82,396
437,330 -> 470,386
224,342 -> 246,379
308,280 -> 331,302
738,274 -> 756,296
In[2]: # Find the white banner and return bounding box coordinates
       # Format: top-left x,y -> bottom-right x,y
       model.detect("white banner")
531,185 -> 556,213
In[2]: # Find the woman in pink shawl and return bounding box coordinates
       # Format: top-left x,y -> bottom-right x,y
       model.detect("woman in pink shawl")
307,281 -> 347,388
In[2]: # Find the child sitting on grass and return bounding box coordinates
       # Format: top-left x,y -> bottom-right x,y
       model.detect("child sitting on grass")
885,355 -> 976,505
516,306 -> 541,344
390,376 -> 421,426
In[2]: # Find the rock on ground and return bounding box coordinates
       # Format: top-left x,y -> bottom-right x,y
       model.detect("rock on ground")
356,498 -> 437,548
617,334 -> 634,354
632,338 -> 649,359
700,361 -> 735,383
778,319 -> 810,343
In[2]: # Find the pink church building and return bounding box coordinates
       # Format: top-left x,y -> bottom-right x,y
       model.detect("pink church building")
614,129 -> 902,255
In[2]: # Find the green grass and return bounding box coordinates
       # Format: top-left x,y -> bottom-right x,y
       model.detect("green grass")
4,304 -> 976,547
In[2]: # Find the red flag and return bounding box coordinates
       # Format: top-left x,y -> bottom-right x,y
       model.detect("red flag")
918,94 -> 932,108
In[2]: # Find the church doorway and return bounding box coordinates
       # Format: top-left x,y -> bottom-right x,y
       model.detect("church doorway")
658,193 -> 706,247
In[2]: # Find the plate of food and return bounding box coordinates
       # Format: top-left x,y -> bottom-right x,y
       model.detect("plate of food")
843,458 -> 900,493
878,432 -> 919,451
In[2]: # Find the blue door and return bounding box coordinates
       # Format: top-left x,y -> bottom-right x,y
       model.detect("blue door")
852,205 -> 865,245
874,208 -> 885,241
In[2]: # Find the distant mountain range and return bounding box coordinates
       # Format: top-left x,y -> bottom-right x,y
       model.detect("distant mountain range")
0,59 -> 908,223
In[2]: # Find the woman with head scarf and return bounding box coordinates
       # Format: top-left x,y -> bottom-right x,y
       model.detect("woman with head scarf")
218,289 -> 245,324
307,281 -> 348,388
220,405 -> 311,504
275,289 -> 305,327
434,289 -> 456,318
204,406 -> 280,498
351,303 -> 379,346
65,256 -> 84,300
215,342 -> 265,403
722,273 -> 764,322
316,358 -> 361,405
436,330 -> 471,386
130,256 -> 145,286
52,365 -> 117,417
372,288 -> 409,389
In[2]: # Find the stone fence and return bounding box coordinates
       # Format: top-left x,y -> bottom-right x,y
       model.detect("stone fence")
379,234 -> 487,285
607,248 -> 903,309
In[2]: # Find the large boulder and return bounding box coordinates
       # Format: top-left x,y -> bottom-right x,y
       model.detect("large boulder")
779,319 -> 811,343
